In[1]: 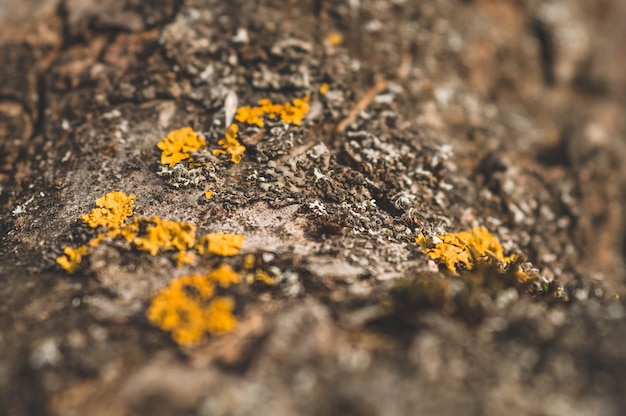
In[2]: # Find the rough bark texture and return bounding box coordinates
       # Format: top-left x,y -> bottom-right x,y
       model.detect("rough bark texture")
1,0 -> 626,415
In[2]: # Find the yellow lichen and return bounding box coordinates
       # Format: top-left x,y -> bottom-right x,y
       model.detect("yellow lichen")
56,245 -> 90,273
173,250 -> 196,267
157,127 -> 206,167
203,297 -> 237,335
319,83 -> 330,95
212,123 -> 246,164
207,263 -> 242,288
327,32 -> 343,45
243,253 -> 256,270
134,217 -> 196,256
234,106 -> 265,128
82,191 -> 136,229
146,273 -> 217,346
254,269 -> 276,285
416,226 -> 517,274
234,95 -> 310,128
196,232 -> 245,257
204,190 -> 215,200
146,267 -> 241,346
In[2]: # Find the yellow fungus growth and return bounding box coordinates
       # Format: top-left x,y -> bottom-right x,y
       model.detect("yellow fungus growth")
196,232 -> 245,257
416,226 -> 517,274
82,191 -> 136,229
207,264 -> 242,288
56,245 -> 90,273
319,83 -> 330,95
146,266 -> 242,346
234,95 -> 310,128
212,123 -> 246,164
327,32 -> 343,45
157,127 -> 206,167
204,190 -> 215,200
134,217 -> 196,256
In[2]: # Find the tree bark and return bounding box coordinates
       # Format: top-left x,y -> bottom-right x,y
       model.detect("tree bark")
1,1 -> 626,415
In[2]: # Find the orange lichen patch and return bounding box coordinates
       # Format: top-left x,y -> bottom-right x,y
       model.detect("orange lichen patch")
416,226 -> 517,275
327,32 -> 343,45
234,95 -> 310,128
117,219 -> 140,242
243,253 -> 256,270
203,297 -> 237,335
56,245 -> 90,273
87,234 -> 105,248
234,106 -> 265,128
207,264 -> 242,288
58,191 -> 137,273
134,217 -> 196,256
204,190 -> 215,200
196,232 -> 245,257
146,267 -> 242,346
319,83 -> 330,95
212,123 -> 246,164
157,127 -> 206,167
280,96 -> 310,125
82,191 -> 136,229
146,273 -> 217,346
173,250 -> 196,267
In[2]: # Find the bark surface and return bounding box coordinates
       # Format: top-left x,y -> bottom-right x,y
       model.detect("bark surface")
1,1 -> 626,415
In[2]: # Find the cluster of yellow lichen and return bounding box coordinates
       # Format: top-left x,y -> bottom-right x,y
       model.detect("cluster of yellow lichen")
57,192 -> 246,273
211,123 -> 246,164
146,264 -> 242,346
57,192 -> 138,273
157,127 -> 207,167
156,95 -> 310,168
416,226 -> 529,281
196,232 -> 245,257
235,96 -> 310,128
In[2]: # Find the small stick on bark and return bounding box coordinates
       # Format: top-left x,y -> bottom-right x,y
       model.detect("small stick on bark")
336,79 -> 389,133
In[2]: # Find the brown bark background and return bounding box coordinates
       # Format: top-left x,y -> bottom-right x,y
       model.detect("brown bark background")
1,0 -> 626,415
